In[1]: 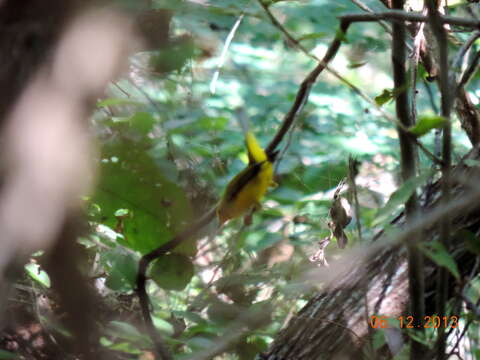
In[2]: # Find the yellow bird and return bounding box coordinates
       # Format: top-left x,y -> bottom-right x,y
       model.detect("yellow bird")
217,122 -> 277,225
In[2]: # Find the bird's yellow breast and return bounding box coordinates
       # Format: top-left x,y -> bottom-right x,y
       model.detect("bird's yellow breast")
217,160 -> 273,224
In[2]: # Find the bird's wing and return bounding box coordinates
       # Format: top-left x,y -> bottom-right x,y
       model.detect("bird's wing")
224,161 -> 263,201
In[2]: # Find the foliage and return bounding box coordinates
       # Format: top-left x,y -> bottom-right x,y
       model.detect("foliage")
15,0 -> 480,359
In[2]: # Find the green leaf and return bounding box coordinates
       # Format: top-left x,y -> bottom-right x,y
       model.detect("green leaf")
106,342 -> 142,354
128,112 -> 155,135
102,248 -> 138,292
409,115 -> 446,137
375,82 -> 411,107
149,254 -> 194,291
348,61 -> 368,69
93,140 -> 192,254
419,241 -> 460,280
375,89 -> 393,106
114,208 -> 130,217
373,171 -> 433,227
404,327 -> 435,347
152,315 -> 175,336
25,263 -> 50,288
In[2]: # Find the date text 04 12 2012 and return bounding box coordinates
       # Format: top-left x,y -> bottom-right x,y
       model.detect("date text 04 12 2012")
369,315 -> 459,329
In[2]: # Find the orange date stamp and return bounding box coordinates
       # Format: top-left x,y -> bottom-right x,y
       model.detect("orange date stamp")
369,315 -> 459,329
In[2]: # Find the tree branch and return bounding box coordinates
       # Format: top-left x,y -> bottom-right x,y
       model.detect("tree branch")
458,50 -> 480,90
265,20 -> 349,155
451,30 -> 480,74
340,10 -> 480,28
425,1 -> 453,359
456,88 -> 480,146
391,1 -> 426,358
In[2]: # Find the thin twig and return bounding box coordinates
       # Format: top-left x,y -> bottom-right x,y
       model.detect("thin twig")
447,318 -> 472,359
210,13 -> 245,94
265,18 -> 349,155
112,81 -> 132,97
409,10 -> 428,169
458,50 -> 480,90
451,30 -> 480,73
410,12 -> 427,125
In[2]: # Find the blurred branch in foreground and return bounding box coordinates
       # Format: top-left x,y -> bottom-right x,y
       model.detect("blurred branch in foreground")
0,3 -> 139,358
